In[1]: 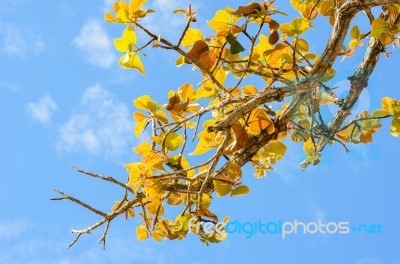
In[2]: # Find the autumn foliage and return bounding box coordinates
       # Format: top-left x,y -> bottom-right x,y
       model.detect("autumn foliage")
53,0 -> 400,247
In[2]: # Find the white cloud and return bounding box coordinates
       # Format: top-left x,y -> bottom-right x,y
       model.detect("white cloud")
57,85 -> 133,157
144,0 -> 194,37
103,0 -> 115,7
0,219 -> 30,240
356,257 -> 381,264
73,19 -> 116,68
1,24 -> 25,57
0,80 -> 19,91
27,95 -> 58,124
0,24 -> 45,57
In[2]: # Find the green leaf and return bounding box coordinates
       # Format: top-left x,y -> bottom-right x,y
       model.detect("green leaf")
230,185 -> 250,197
226,33 -> 245,54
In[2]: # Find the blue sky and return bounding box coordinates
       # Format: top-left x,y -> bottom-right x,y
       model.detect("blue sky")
1,0 -> 400,263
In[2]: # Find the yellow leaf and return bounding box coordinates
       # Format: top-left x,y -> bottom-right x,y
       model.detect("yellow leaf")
289,17 -> 309,35
263,140 -> 287,164
247,108 -> 275,134
116,8 -> 129,23
133,111 -> 145,122
178,83 -> 196,101
318,0 -> 335,16
114,25 -> 137,52
228,161 -> 242,181
145,199 -> 164,215
230,185 -> 250,197
382,97 -> 400,116
114,1 -> 128,13
181,28 -> 203,48
129,0 -> 147,14
350,25 -> 361,39
390,118 -> 400,137
167,193 -> 182,205
252,34 -> 273,60
208,10 -> 232,32
136,224 -> 148,240
134,95 -> 152,110
134,141 -> 152,155
279,23 -> 293,37
152,223 -> 167,241
134,119 -> 147,137
124,162 -> 144,186
214,66 -> 227,86
155,112 -> 168,124
303,138 -> 315,156
349,39 -> 359,49
196,80 -> 218,99
242,85 -> 258,95
165,133 -> 184,151
105,12 -> 116,22
372,109 -> 389,118
120,51 -> 145,74
371,18 -> 389,38
213,180 -> 232,197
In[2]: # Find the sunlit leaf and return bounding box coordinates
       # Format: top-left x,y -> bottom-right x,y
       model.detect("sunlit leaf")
247,108 -> 275,134
231,3 -> 261,16
230,185 -> 250,197
213,180 -> 232,197
371,18 -> 389,38
129,0 -> 148,15
114,25 -> 137,52
181,28 -> 203,48
289,17 -> 309,35
303,137 -> 315,156
136,224 -> 148,240
165,133 -> 184,151
120,51 -> 145,74
390,118 -> 400,137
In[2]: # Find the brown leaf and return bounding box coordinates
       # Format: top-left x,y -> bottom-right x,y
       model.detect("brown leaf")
232,3 -> 261,16
269,20 -> 280,31
166,94 -> 181,111
225,123 -> 248,154
195,208 -> 218,222
167,93 -> 190,114
269,31 -> 279,45
184,40 -> 209,64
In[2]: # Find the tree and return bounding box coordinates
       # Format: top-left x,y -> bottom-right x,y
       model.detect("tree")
52,0 -> 400,248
